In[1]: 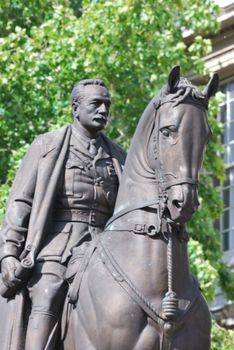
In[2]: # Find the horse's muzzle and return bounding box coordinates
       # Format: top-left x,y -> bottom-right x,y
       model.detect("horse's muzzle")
166,184 -> 199,223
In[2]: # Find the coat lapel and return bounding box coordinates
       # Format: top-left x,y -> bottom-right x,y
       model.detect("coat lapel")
24,126 -> 71,264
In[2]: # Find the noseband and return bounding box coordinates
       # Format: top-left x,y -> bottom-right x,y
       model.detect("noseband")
162,178 -> 198,190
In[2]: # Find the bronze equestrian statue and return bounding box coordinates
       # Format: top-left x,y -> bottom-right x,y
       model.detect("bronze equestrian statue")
62,66 -> 219,350
0,79 -> 126,350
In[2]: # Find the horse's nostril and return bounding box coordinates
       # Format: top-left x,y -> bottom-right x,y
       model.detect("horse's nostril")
172,200 -> 182,209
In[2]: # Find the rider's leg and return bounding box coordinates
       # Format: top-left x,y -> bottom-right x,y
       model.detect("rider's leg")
25,262 -> 68,350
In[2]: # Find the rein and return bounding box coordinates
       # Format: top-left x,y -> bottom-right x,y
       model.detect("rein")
98,236 -> 201,347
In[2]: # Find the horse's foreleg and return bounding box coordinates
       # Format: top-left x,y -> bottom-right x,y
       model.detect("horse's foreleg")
63,306 -> 96,350
133,320 -> 161,350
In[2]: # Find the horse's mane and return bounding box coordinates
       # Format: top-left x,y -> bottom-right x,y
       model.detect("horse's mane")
157,77 -> 208,110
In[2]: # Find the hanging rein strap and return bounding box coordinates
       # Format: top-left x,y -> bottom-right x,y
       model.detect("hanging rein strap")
98,238 -> 201,343
98,239 -> 165,326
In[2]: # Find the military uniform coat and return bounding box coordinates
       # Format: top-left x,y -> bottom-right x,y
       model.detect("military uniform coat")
0,124 -> 126,268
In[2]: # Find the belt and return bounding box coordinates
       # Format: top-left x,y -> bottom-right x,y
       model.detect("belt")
53,209 -> 110,227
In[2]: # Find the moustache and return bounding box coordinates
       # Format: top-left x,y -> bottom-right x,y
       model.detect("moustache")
93,114 -> 107,122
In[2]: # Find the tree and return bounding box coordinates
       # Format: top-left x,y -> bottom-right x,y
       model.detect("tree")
0,0 -> 233,347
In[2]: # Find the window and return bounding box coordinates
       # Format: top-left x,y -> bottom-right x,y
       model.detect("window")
220,82 -> 234,251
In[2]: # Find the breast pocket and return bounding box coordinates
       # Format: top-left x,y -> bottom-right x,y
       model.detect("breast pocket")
63,159 -> 85,195
96,159 -> 117,180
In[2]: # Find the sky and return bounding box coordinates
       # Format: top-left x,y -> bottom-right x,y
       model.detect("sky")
215,0 -> 234,7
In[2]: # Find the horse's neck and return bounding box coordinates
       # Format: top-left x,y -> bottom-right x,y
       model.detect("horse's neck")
103,210 -> 193,302
112,100 -> 157,218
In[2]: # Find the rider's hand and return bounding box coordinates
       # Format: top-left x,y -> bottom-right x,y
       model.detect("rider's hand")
1,256 -> 21,288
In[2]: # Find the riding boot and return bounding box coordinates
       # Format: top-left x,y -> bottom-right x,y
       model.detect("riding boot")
25,313 -> 59,350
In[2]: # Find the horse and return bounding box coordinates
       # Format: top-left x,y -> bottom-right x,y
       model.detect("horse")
62,66 -> 219,350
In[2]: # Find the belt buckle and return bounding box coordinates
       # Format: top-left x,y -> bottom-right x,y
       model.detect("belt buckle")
90,211 -> 96,225
134,224 -> 146,234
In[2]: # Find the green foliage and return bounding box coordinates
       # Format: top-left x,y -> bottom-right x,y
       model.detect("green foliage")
211,321 -> 234,350
188,238 -> 218,302
0,0 -> 83,37
219,262 -> 234,301
0,0 -> 233,346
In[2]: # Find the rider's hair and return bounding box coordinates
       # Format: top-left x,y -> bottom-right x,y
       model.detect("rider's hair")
71,79 -> 108,106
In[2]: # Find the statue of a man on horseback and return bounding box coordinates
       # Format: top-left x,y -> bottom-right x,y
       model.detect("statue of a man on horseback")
61,67 -> 219,350
0,67 -> 219,350
0,79 -> 126,350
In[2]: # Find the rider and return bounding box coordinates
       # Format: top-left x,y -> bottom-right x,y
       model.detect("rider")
0,79 -> 126,350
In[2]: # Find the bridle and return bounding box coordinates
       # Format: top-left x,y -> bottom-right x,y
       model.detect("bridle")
152,97 -> 199,230
105,93 -> 205,322
153,97 -> 202,321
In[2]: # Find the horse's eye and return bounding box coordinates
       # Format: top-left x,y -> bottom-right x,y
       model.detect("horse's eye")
161,128 -> 170,137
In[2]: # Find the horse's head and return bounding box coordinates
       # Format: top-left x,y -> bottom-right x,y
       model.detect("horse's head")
109,66 -> 219,232
154,66 -> 219,224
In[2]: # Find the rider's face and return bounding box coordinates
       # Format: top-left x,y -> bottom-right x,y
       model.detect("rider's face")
73,85 -> 111,133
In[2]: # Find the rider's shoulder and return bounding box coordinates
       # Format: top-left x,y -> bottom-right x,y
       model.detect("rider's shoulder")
32,125 -> 70,156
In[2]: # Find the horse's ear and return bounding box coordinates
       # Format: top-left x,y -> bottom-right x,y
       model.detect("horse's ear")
167,65 -> 180,92
203,73 -> 219,99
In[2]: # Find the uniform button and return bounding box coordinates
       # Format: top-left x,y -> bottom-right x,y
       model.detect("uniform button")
22,256 -> 33,267
95,177 -> 103,185
106,191 -> 113,201
65,160 -> 71,168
